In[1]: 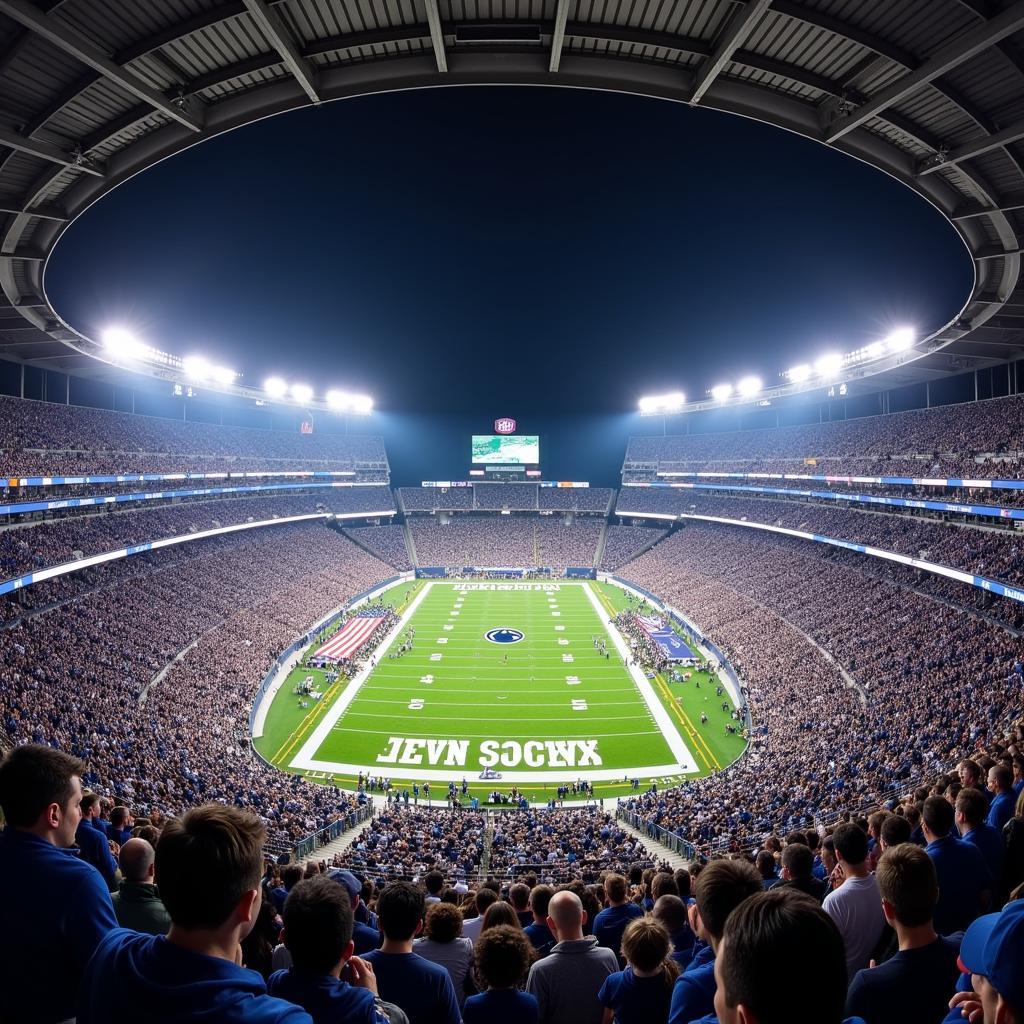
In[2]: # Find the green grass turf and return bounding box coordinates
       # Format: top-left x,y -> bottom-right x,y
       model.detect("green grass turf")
256,579 -> 747,801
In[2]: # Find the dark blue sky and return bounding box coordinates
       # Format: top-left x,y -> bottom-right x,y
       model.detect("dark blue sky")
45,87 -> 972,485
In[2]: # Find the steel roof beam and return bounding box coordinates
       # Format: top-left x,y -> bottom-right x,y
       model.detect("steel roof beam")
919,117 -> 1024,175
0,202 -> 67,221
826,1 -> 1024,143
952,192 -> 1024,219
0,248 -> 46,262
424,0 -> 448,73
0,0 -> 203,132
0,124 -> 103,176
241,0 -> 320,103
691,0 -> 773,104
549,0 -> 569,72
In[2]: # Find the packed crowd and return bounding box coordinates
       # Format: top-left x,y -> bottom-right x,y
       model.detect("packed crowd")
1,521 -> 394,849
613,610 -> 669,673
0,395 -> 387,476
399,486 -> 475,512
601,524 -> 669,569
617,522 -> 1023,850
407,518 -> 602,570
344,525 -> 413,570
473,484 -> 540,511
538,487 -> 614,512
399,486 -> 614,514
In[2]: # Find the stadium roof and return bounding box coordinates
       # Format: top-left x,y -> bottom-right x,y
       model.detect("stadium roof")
3,0 -> 1024,402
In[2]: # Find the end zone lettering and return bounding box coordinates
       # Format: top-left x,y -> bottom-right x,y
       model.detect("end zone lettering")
376,736 -> 602,767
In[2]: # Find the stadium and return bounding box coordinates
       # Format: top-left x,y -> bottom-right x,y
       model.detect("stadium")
2,1 -> 1024,1023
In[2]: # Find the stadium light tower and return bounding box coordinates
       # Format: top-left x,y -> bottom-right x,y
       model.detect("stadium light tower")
326,389 -> 350,411
351,395 -> 373,415
290,383 -> 313,405
101,326 -> 147,361
885,327 -> 916,353
182,355 -> 211,381
737,376 -> 762,399
263,376 -> 288,400
815,352 -> 843,379
787,363 -> 812,384
710,383 -> 733,403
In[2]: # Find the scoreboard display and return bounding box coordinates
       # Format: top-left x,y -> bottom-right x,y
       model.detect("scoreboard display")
471,435 -> 540,465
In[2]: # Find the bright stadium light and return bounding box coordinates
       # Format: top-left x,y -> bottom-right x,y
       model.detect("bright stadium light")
212,365 -> 236,385
182,355 -> 211,381
710,383 -> 733,402
787,363 -> 812,383
866,341 -> 885,359
351,394 -> 373,414
737,376 -> 762,398
885,326 -> 916,353
326,389 -> 351,411
815,352 -> 843,378
639,392 -> 685,414
263,376 -> 288,399
291,382 -> 313,404
101,326 -> 147,360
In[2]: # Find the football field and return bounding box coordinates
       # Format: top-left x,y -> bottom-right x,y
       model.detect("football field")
284,581 -> 701,785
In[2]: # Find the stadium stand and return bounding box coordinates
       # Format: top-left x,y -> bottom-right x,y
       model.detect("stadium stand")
398,486 -> 474,512
473,483 -> 539,510
343,525 -> 413,570
538,487 -> 614,512
600,525 -> 669,568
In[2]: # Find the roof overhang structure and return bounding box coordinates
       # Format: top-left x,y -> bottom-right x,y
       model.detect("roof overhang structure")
2,0 -> 1024,407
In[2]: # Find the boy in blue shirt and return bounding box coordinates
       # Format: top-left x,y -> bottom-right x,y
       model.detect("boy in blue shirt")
464,924 -> 539,1024
78,804 -> 311,1024
593,874 -> 643,961
268,875 -> 397,1023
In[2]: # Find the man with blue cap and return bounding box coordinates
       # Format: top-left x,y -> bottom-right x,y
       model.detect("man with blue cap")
946,898 -> 1024,1024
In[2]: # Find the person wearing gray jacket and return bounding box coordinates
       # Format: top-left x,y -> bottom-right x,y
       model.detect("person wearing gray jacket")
525,890 -> 618,1024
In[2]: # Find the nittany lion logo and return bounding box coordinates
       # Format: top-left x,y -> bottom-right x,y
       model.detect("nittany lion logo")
486,628 -> 524,644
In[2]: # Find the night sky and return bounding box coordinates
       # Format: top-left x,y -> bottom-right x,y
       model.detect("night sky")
45,87 -> 972,485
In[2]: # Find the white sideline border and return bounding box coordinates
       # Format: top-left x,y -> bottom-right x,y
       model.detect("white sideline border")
288,580 -> 698,783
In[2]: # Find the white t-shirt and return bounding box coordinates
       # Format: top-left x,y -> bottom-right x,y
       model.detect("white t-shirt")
462,915 -> 484,942
823,873 -> 887,978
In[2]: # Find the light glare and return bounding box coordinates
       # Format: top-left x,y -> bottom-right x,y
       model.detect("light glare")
885,327 -> 916,353
815,352 -> 843,378
291,383 -> 313,404
710,384 -> 733,402
263,376 -> 288,398
737,376 -> 762,398
182,355 -> 210,380
787,363 -> 812,383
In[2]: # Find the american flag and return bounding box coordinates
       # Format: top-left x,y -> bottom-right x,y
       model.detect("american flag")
636,614 -> 665,634
313,615 -> 386,661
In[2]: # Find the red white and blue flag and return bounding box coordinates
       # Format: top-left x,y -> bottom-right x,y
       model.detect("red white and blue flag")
636,614 -> 665,634
314,616 -> 385,661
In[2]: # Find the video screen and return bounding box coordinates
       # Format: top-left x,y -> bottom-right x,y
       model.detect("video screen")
471,435 -> 540,465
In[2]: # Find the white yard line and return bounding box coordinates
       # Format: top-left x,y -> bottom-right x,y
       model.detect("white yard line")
290,581 -> 435,769
583,582 -> 698,774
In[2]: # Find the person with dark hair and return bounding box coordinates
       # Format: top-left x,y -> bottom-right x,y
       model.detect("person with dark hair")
652,894 -> 697,966
667,857 -> 762,1024
712,888 -> 866,1024
754,851 -> 778,890
111,837 -> 172,935
267,876 -> 399,1024
464,925 -> 538,1024
0,744 -> 118,1024
463,887 -> 499,942
879,815 -> 912,851
593,874 -> 643,961
424,871 -> 445,904
957,788 -> 1004,901
775,844 -> 826,904
1004,789 -> 1024,898
524,884 -> 556,958
272,865 -> 304,913
76,791 -> 119,891
510,882 -> 534,928
823,823 -> 887,980
598,917 -> 678,1024
79,804 -> 310,1023
483,901 -> 522,933
363,881 -> 460,1024
987,764 -> 1017,832
413,901 -> 475,1008
329,869 -> 381,954
844,845 -> 961,1024
922,795 -> 991,934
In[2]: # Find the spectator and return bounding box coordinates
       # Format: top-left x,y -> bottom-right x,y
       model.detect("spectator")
652,894 -> 697,967
109,804 -> 135,847
424,871 -> 445,904
668,858 -> 762,1024
363,881 -> 460,1024
413,902 -> 475,1008
510,883 -> 535,928
463,888 -> 499,942
712,888 -> 860,1024
272,865 -> 303,914
988,765 -> 1017,833
1003,790 -> 1024,898
111,838 -> 172,935
754,851 -> 778,890
482,902 -> 522,933
463,925 -> 538,1024
598,917 -> 678,1024
845,844 -> 961,1024
0,744 -> 118,1024
922,796 -> 992,934
525,890 -> 618,1024
76,791 -> 119,892
945,898 -> 1024,1024
330,870 -> 381,955
267,875 -> 400,1024
524,884 -> 557,958
78,804 -> 310,1023
957,788 -> 1004,903
879,816 -> 912,852
593,874 -> 643,959
776,843 -> 827,904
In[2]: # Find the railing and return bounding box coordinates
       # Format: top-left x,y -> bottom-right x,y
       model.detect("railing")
616,806 -> 697,860
292,803 -> 375,861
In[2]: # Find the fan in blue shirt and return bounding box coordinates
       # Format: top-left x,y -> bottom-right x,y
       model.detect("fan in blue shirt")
362,881 -> 460,1024
599,918 -> 678,1024
0,745 -> 119,1024
922,797 -> 991,935
464,923 -> 539,1024
956,788 -> 1005,900
267,875 -> 395,1024
593,874 -> 643,961
79,803 -> 310,1024
986,765 -> 1017,832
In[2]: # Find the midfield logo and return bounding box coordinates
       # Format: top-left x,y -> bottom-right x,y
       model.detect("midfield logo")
485,628 -> 524,644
